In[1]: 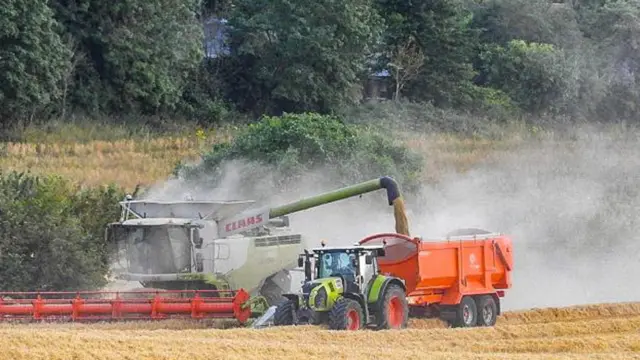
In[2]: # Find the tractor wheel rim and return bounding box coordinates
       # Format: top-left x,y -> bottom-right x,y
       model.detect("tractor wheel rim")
346,309 -> 360,330
387,296 -> 403,328
483,305 -> 493,324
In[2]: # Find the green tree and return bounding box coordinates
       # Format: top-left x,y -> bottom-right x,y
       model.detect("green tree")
478,40 -> 578,115
0,0 -> 71,124
470,0 -> 584,49
578,0 -> 640,121
0,172 -> 123,291
374,0 -> 478,107
50,0 -> 204,115
221,0 -> 384,115
176,113 -> 424,197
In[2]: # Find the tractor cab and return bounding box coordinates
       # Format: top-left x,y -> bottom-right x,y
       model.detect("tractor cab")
295,243 -> 387,309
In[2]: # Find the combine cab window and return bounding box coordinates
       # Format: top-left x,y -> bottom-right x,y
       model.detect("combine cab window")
114,225 -> 191,274
167,227 -> 191,271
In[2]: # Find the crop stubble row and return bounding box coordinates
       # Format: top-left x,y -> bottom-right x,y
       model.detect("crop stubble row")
1,302 -> 639,360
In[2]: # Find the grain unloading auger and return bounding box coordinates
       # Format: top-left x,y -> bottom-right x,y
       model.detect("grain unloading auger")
0,177 -> 410,325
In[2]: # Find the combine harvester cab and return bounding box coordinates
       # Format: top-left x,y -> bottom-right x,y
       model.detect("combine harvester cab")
358,229 -> 513,327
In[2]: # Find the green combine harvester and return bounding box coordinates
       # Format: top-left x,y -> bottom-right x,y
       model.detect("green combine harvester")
106,176 -> 410,316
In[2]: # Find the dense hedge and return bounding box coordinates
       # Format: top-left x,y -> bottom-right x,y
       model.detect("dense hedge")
177,112 -> 424,196
0,172 -> 124,291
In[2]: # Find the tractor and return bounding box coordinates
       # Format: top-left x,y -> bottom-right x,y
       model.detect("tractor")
273,242 -> 409,330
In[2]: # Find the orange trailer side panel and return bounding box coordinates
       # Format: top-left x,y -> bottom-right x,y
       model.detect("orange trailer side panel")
359,233 -> 513,307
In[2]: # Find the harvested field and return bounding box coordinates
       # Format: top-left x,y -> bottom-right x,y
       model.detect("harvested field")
3,302 -> 640,359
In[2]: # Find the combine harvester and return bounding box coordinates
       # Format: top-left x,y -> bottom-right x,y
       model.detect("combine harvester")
0,177 -> 413,325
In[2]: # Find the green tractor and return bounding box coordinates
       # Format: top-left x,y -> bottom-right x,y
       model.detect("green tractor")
273,242 -> 409,330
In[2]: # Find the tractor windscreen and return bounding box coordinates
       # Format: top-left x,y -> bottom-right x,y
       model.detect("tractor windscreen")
318,252 -> 356,282
114,225 -> 191,274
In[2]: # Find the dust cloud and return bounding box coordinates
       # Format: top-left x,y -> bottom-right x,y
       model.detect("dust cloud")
409,124 -> 640,311
141,159 -> 398,246
138,124 -> 640,312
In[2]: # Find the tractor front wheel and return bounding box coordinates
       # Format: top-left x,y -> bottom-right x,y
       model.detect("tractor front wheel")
328,297 -> 364,331
273,299 -> 295,326
376,284 -> 409,330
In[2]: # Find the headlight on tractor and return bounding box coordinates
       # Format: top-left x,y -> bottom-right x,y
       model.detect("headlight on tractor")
313,286 -> 327,309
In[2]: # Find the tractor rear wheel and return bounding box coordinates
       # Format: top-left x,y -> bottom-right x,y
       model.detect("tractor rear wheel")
328,297 -> 364,331
273,299 -> 295,326
475,295 -> 498,326
375,284 -> 409,330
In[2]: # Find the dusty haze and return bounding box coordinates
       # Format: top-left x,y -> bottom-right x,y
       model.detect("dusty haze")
409,124 -> 640,311
139,123 -> 640,312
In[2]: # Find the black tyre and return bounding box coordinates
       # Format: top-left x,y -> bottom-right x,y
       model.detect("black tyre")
273,299 -> 294,326
475,295 -> 498,326
328,297 -> 364,331
452,296 -> 477,328
310,310 -> 328,325
375,284 -> 409,330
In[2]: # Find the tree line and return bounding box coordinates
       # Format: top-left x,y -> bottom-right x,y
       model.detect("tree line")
2,0 -> 640,127
2,0 -> 639,292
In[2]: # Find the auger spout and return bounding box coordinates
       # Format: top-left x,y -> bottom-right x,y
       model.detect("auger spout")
217,177 -> 410,238
269,176 -> 401,217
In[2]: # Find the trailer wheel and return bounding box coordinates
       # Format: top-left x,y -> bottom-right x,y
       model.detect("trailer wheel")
375,284 -> 409,330
475,295 -> 498,326
328,297 -> 364,331
273,299 -> 294,326
452,296 -> 477,328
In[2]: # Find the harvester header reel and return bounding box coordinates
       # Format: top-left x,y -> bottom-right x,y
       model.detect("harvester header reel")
0,289 -> 252,324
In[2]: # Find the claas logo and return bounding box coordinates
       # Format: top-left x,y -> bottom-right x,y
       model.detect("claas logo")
225,214 -> 264,232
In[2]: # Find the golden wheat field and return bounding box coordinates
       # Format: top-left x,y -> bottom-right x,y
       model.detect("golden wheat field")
0,126 -> 526,190
2,123 -> 639,358
1,302 -> 640,359
0,126 -> 229,189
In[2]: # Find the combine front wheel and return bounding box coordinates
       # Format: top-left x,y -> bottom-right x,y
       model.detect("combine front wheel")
328,297 -> 363,331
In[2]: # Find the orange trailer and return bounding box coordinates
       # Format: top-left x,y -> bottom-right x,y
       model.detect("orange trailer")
359,229 -> 513,327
